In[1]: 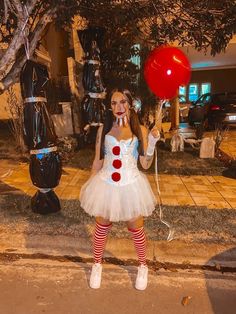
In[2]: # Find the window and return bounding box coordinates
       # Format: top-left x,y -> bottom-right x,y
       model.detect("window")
130,44 -> 141,85
201,83 -> 211,95
181,82 -> 211,102
178,86 -> 187,103
179,86 -> 186,97
130,44 -> 141,69
189,84 -> 199,102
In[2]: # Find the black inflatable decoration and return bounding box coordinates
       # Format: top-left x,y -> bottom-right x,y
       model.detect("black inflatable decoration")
20,60 -> 62,214
78,27 -> 106,128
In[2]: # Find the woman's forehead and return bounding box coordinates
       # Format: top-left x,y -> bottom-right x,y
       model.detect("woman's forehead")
111,91 -> 127,102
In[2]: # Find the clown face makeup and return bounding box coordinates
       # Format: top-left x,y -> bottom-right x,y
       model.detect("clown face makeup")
111,91 -> 130,126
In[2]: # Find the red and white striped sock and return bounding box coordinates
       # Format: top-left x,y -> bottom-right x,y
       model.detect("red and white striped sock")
93,221 -> 112,264
129,227 -> 147,266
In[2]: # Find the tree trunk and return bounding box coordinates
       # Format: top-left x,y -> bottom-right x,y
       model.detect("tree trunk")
0,0 -> 38,75
170,96 -> 179,130
0,8 -> 55,96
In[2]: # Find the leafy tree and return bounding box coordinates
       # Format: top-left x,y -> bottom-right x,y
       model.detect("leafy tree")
0,0 -> 235,97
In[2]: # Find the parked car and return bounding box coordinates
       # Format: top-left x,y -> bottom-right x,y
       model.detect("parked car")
188,92 -> 236,129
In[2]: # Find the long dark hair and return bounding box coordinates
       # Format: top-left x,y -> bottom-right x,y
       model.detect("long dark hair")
99,88 -> 144,159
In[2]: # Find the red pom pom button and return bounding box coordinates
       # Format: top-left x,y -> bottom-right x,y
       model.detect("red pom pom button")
112,159 -> 122,169
111,172 -> 121,182
112,146 -> 120,155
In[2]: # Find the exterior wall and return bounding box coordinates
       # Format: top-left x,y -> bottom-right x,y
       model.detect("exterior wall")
44,23 -> 70,79
71,15 -> 85,63
72,27 -> 83,63
190,68 -> 236,93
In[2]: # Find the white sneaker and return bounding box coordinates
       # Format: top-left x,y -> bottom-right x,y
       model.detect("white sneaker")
89,263 -> 102,289
135,264 -> 148,291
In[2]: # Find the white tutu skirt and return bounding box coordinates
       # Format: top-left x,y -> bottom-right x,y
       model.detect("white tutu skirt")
80,172 -> 157,222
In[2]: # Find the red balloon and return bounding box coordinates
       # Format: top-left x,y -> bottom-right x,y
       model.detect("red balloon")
144,46 -> 191,99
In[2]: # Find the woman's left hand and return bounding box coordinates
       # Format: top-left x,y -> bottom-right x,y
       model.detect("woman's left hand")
150,127 -> 160,139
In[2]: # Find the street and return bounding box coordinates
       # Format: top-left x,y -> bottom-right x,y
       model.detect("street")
0,257 -> 235,314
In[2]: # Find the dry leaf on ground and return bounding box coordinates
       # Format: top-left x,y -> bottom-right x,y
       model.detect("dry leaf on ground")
182,296 -> 192,306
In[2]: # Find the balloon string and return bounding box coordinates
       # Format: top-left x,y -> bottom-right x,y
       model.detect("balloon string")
154,147 -> 175,241
154,99 -> 175,241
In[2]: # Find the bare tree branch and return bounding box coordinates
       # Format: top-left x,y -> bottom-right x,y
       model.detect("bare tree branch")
0,0 -> 37,75
11,0 -> 24,17
0,7 -> 55,94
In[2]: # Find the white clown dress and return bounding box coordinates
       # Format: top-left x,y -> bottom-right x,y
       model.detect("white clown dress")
80,134 -> 157,222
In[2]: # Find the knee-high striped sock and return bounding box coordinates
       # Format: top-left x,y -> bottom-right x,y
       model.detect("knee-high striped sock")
93,222 -> 112,264
129,227 -> 147,266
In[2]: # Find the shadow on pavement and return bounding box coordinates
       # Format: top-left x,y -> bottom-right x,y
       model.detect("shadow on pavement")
205,247 -> 236,314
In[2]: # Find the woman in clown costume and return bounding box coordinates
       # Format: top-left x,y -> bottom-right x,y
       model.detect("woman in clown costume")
80,88 -> 160,290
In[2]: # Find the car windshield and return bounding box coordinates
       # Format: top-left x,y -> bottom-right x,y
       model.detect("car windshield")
195,94 -> 211,105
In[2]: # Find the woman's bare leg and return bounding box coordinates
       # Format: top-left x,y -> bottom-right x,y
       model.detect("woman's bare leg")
127,216 -> 144,230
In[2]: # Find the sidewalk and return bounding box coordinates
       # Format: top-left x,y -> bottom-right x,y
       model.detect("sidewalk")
1,162 -> 236,209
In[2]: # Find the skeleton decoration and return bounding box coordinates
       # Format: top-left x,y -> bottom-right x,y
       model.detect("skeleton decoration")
78,27 -> 106,129
20,60 -> 62,214
170,133 -> 185,152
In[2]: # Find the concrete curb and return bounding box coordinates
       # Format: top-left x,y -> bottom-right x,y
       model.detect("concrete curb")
1,233 -> 235,268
